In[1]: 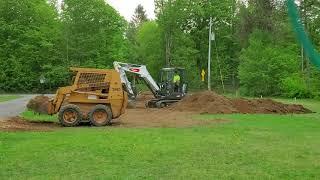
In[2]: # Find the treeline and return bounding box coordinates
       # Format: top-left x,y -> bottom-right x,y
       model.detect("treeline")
0,0 -> 128,92
129,0 -> 320,98
0,0 -> 319,98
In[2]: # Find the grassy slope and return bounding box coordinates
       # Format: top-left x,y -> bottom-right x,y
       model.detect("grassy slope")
1,99 -> 320,179
0,95 -> 20,102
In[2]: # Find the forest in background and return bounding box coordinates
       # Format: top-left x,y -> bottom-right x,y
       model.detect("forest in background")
0,0 -> 319,98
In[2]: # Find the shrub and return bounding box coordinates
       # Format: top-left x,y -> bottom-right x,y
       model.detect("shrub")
281,74 -> 313,98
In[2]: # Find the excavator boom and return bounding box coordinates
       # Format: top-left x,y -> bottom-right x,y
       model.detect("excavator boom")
114,61 -> 160,98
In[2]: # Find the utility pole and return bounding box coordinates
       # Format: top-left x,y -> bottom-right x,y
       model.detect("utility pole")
208,17 -> 213,91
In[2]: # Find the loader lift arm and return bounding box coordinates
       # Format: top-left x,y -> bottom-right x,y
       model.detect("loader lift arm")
48,86 -> 73,115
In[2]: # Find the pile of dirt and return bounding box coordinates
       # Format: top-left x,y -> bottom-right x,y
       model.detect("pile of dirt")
232,98 -> 311,114
171,91 -> 239,114
27,95 -> 50,114
0,117 -> 59,132
171,91 -> 312,114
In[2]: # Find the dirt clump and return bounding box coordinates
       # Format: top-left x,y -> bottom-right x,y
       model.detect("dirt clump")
0,117 -> 59,132
171,91 -> 312,114
27,95 -> 50,114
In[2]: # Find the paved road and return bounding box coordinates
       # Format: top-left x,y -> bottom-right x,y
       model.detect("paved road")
0,95 -> 36,119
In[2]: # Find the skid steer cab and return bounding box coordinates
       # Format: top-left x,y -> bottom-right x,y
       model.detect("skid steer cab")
47,68 -> 128,127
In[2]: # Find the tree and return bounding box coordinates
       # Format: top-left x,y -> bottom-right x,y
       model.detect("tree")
0,0 -> 61,92
155,0 -> 238,89
135,21 -> 162,77
127,5 -> 149,43
126,4 -> 149,63
131,4 -> 149,28
238,30 -> 300,96
237,0 -> 276,48
61,0 -> 128,68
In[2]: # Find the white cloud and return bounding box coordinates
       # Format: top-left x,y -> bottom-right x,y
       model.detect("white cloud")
106,0 -> 155,21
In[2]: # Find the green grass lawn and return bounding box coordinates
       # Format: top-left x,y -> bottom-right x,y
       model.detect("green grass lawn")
0,95 -> 21,102
21,110 -> 57,122
1,99 -> 320,179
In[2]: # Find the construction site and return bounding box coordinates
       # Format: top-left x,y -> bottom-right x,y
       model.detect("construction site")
0,61 -> 313,131
0,90 -> 312,131
1,0 -> 320,179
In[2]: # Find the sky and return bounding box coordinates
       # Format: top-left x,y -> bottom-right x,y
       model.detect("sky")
57,0 -> 155,21
106,0 -> 156,21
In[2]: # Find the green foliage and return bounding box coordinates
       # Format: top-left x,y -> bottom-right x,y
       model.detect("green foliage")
0,0 -> 61,92
154,0 -> 238,89
61,0 -> 127,67
135,21 -> 163,77
0,0 -> 319,98
281,73 -> 312,98
0,0 -> 128,93
126,4 -> 149,64
239,30 -> 300,96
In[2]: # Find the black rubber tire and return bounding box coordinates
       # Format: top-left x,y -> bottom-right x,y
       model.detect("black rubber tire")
58,104 -> 82,127
88,105 -> 112,127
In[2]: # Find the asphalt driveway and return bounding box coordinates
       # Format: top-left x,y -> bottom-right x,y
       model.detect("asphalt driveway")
0,95 -> 36,119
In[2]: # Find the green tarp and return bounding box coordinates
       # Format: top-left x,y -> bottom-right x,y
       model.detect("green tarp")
287,0 -> 320,69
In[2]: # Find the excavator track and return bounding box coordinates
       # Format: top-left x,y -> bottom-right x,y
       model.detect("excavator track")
146,99 -> 180,108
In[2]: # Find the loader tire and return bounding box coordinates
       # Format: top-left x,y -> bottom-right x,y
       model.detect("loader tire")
58,104 -> 82,127
89,105 -> 112,127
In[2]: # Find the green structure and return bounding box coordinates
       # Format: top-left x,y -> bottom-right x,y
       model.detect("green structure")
287,0 -> 320,69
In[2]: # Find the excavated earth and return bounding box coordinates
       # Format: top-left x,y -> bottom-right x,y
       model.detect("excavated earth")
26,95 -> 50,114
0,117 -> 60,132
170,91 -> 312,114
0,91 -> 312,132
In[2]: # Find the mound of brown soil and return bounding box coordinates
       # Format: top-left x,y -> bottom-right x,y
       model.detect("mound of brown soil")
232,98 -> 311,114
172,91 -> 239,114
171,91 -> 312,114
0,117 -> 59,132
27,95 -> 50,114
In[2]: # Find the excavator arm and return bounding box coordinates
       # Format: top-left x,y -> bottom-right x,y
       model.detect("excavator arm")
113,61 -> 161,99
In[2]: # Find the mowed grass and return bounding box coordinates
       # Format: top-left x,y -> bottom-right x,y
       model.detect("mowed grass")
0,95 -> 21,102
21,110 -> 57,122
1,99 -> 320,179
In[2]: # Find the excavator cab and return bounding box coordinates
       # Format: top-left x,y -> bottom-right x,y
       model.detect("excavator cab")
159,67 -> 187,96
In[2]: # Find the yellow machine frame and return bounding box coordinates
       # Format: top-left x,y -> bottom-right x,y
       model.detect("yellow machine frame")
48,68 -> 128,122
